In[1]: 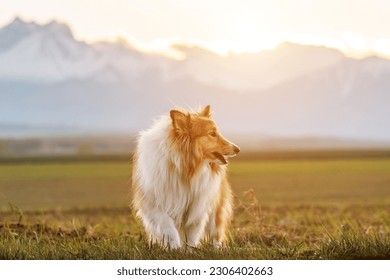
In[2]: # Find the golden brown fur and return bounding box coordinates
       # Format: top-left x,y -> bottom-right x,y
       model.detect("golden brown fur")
131,105 -> 239,248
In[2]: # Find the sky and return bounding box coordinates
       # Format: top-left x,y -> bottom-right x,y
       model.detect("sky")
1,0 -> 390,58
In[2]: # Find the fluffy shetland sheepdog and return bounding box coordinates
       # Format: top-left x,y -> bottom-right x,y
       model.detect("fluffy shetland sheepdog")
131,105 -> 240,249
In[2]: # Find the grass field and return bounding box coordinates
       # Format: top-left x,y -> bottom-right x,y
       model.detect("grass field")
0,151 -> 389,259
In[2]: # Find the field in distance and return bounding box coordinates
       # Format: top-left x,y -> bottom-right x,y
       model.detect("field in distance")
0,150 -> 389,259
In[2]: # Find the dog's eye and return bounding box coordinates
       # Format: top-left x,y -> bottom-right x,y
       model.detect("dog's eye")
209,131 -> 217,137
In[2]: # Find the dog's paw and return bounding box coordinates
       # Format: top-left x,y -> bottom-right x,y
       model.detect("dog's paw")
213,239 -> 223,249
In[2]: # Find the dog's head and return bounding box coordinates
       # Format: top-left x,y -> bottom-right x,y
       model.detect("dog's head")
170,105 -> 240,165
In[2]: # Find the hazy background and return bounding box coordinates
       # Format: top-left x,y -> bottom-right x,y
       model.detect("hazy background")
1,2 -> 390,260
1,0 -> 390,156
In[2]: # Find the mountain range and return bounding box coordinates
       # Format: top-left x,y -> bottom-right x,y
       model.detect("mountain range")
1,17 -> 390,142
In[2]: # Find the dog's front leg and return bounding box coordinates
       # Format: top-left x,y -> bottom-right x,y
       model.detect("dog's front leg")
184,215 -> 209,247
206,211 -> 227,248
137,210 -> 181,249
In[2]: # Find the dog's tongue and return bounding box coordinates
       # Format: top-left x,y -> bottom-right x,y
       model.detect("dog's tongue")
213,152 -> 228,164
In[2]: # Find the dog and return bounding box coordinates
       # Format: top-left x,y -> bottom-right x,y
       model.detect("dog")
131,105 -> 240,249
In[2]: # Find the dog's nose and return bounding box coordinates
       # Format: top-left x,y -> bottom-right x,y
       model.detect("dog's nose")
233,145 -> 240,154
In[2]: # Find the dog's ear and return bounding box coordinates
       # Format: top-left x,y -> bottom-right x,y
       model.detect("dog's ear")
170,110 -> 191,132
199,105 -> 211,118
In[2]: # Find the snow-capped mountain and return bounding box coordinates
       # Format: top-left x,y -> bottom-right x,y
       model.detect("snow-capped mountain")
0,17 -> 171,83
1,17 -> 390,141
0,18 -> 102,82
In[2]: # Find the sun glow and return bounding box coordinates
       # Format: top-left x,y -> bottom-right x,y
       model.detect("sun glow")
2,0 -> 390,60
89,33 -> 385,61
372,38 -> 390,56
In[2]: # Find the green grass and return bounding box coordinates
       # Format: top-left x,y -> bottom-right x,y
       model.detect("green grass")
1,156 -> 390,209
0,152 -> 389,259
230,159 -> 390,205
0,206 -> 388,260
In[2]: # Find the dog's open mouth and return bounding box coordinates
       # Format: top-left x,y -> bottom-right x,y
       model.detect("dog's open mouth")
213,152 -> 228,165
